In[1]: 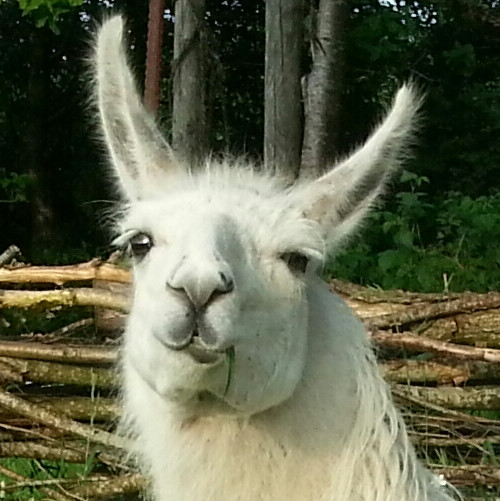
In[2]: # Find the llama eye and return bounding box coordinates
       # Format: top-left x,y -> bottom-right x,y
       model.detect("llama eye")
281,252 -> 309,274
129,232 -> 153,258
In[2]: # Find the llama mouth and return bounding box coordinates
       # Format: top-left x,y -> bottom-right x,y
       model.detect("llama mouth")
186,332 -> 225,365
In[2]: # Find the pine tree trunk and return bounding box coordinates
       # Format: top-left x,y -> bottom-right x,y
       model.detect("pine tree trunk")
172,0 -> 208,166
301,0 -> 346,177
144,0 -> 165,115
264,0 -> 303,177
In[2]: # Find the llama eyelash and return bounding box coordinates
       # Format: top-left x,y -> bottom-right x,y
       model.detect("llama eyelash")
111,229 -> 140,249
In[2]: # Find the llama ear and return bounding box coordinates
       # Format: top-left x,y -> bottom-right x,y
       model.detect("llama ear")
94,16 -> 179,201
294,85 -> 421,252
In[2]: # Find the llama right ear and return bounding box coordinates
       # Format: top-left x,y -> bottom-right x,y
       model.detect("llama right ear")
292,85 -> 421,252
94,16 -> 180,201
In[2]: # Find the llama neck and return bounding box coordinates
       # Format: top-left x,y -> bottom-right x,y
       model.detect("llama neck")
124,279 -> 453,501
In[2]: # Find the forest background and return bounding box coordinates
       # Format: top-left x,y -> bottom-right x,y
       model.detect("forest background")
0,0 -> 499,294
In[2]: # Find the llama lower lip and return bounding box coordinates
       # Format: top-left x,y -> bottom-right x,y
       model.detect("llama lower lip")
186,336 -> 225,364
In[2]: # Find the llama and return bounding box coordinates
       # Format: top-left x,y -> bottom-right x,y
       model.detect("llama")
94,16 -> 457,501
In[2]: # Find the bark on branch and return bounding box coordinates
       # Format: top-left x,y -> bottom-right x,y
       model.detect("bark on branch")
0,340 -> 117,365
0,388 -> 128,449
372,330 -> 500,363
395,384 -> 500,411
0,261 -> 131,285
66,473 -> 146,500
0,288 -> 130,311
0,245 -> 20,266
0,356 -> 115,388
367,293 -> 500,329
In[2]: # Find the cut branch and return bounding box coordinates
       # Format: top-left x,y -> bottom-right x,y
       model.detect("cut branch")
372,330 -> 500,363
380,359 -> 500,385
0,441 -> 88,462
432,465 -> 500,487
0,261 -> 131,285
0,388 -> 128,449
67,473 -> 146,500
0,288 -> 130,311
395,384 -> 500,411
0,396 -> 118,422
367,293 -> 500,328
0,340 -> 117,364
0,245 -> 20,266
0,356 -> 115,388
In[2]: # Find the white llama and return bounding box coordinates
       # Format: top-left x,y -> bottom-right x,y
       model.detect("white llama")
94,16 -> 457,501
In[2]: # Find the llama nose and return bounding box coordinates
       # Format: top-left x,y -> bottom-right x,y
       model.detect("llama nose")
166,264 -> 234,308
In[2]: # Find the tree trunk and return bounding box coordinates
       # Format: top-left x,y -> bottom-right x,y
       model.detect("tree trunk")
264,0 -> 303,177
25,32 -> 55,255
144,0 -> 166,115
301,0 -> 346,177
172,0 -> 208,166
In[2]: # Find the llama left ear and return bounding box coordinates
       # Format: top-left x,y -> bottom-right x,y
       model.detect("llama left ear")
293,85 -> 421,252
94,16 -> 181,201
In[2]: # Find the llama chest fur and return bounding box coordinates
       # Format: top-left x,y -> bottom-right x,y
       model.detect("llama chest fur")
122,283 -> 363,501
146,416 -> 337,501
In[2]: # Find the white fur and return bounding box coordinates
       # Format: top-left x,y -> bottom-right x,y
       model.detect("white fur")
94,16 -> 457,501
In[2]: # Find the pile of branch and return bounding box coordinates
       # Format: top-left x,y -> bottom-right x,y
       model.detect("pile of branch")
1,248 -> 500,498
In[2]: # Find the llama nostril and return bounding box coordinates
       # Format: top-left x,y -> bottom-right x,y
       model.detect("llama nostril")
219,272 -> 234,293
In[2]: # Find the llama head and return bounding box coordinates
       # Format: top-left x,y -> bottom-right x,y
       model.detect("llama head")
95,17 -> 420,416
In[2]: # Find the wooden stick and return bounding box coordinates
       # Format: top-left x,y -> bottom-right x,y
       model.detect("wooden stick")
0,288 -> 130,311
0,245 -> 20,266
67,473 -> 145,500
380,359 -> 500,384
395,384 -> 500,411
392,386 -> 500,427
0,388 -> 128,450
373,330 -> 500,363
0,261 -> 131,285
0,441 -> 88,462
367,292 -> 500,328
0,341 -> 117,364
0,356 -> 116,389
432,465 -> 500,487
0,395 -> 119,422
412,433 -> 500,447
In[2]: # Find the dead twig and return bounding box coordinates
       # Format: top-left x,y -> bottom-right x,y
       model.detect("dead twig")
367,293 -> 500,329
0,245 -> 20,266
0,387 -> 128,450
0,356 -> 116,388
372,330 -> 500,363
0,261 -> 131,285
66,473 -> 146,500
0,340 -> 117,364
0,287 -> 130,311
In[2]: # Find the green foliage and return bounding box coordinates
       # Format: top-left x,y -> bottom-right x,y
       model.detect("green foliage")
17,0 -> 84,31
0,169 -> 31,202
328,173 -> 500,293
0,457 -> 94,499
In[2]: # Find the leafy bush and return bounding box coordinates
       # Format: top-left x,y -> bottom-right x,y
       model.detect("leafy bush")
328,172 -> 500,292
0,169 -> 31,203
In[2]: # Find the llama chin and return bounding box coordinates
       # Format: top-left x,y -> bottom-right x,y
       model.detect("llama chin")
94,15 -> 458,501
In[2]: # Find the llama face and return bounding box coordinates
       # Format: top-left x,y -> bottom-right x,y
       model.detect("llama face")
117,180 -> 321,415
95,17 -> 419,416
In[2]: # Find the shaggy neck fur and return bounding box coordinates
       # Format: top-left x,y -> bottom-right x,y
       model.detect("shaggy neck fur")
122,278 -> 455,501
